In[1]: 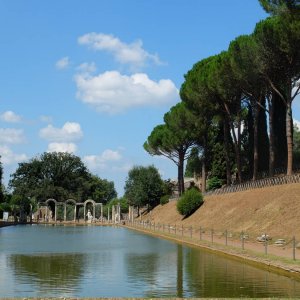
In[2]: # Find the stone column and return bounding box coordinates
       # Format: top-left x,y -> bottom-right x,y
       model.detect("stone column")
74,205 -> 76,222
64,203 -> 67,221
93,203 -> 96,220
118,204 -> 121,222
112,205 -> 115,223
100,204 -> 103,222
107,207 -> 110,222
54,204 -> 57,222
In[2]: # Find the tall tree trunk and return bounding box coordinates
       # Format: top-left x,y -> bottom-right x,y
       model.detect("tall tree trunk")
252,102 -> 259,181
223,119 -> 232,185
267,95 -> 275,177
224,103 -> 242,183
257,98 -> 269,173
178,152 -> 185,196
273,93 -> 287,169
201,158 -> 206,193
286,99 -> 293,175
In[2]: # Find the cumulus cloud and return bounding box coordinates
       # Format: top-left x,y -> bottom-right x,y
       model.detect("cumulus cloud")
83,149 -> 122,171
55,56 -> 70,70
294,119 -> 300,130
0,128 -> 25,144
74,70 -> 178,114
0,111 -> 21,123
39,122 -> 83,142
0,145 -> 27,165
78,33 -> 161,68
47,142 -> 77,153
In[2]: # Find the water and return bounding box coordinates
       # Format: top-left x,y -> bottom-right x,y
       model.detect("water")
1,224 -> 300,298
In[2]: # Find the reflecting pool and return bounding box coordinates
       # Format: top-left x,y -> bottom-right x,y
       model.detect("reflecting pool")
0,225 -> 300,298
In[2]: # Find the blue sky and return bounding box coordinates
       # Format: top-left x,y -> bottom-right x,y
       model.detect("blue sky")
0,1 -> 298,196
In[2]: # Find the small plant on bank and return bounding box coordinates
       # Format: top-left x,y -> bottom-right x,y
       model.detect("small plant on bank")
176,188 -> 203,217
207,176 -> 223,190
160,195 -> 170,205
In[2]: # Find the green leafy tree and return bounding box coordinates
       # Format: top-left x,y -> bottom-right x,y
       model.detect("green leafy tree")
144,102 -> 201,195
293,124 -> 300,165
259,0 -> 300,15
176,188 -> 203,217
124,165 -> 163,214
254,15 -> 300,175
9,152 -> 116,203
228,34 -> 271,179
181,56 -> 235,186
88,175 -> 117,204
184,147 -> 202,178
104,197 -> 129,217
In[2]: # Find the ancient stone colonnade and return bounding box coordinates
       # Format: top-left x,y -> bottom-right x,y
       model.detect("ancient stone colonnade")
37,198 -> 121,223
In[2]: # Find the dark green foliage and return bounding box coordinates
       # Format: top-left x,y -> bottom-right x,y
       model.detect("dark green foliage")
207,121 -> 233,181
185,147 -> 202,178
104,197 -> 129,216
207,177 -> 224,191
144,102 -> 201,195
124,165 -> 164,209
293,124 -> 300,166
9,152 -> 116,203
259,0 -> 300,15
162,179 -> 175,196
176,188 -> 203,217
160,195 -> 170,205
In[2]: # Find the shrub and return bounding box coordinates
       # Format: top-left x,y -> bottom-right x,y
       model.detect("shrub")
207,176 -> 223,190
176,188 -> 203,217
160,195 -> 170,205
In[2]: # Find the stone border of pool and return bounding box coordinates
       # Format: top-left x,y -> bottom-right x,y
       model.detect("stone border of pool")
123,224 -> 300,280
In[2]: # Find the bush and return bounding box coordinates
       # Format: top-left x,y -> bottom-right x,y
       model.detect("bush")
207,176 -> 223,190
160,195 -> 170,205
176,188 -> 203,217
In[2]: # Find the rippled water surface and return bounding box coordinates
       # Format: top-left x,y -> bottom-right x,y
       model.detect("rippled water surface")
1,224 -> 300,298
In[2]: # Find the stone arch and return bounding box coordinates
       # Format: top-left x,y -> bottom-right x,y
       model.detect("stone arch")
45,198 -> 57,222
84,199 -> 96,221
64,199 -> 77,221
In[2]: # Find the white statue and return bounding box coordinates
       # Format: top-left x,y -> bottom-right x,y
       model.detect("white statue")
86,209 -> 93,223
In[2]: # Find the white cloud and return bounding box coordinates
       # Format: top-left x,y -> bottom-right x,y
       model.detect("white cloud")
0,111 -> 21,123
83,149 -> 122,171
39,122 -> 83,142
75,70 -> 178,114
78,33 -> 161,68
0,128 -> 25,144
0,145 -> 27,165
55,56 -> 70,70
47,142 -> 77,153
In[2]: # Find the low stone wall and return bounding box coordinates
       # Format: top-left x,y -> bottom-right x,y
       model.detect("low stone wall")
0,221 -> 16,228
205,173 -> 300,196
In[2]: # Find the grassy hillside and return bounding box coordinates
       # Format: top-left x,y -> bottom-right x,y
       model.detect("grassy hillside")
142,183 -> 300,240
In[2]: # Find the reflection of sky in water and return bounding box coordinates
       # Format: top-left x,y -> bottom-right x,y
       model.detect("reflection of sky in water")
1,225 -> 300,297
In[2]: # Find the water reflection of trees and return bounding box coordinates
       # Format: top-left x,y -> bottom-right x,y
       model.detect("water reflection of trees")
9,254 -> 84,290
184,248 -> 300,298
